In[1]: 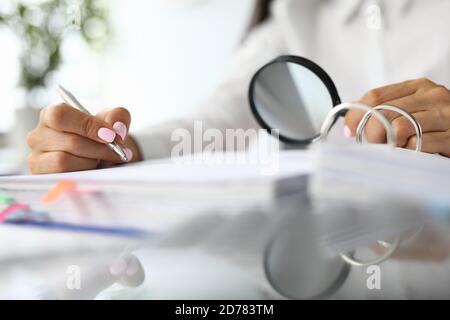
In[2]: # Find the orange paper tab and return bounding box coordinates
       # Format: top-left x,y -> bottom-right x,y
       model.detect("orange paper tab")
41,180 -> 76,204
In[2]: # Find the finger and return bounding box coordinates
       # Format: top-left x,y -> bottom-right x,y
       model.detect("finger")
97,107 -> 131,141
28,151 -> 98,174
41,104 -> 118,144
368,84 -> 450,125
374,87 -> 450,124
392,110 -> 450,147
360,91 -> 443,144
28,127 -> 130,163
359,80 -> 444,142
405,131 -> 450,156
344,109 -> 366,137
361,98 -> 425,145
360,78 -> 437,106
344,97 -> 424,139
347,79 -> 438,138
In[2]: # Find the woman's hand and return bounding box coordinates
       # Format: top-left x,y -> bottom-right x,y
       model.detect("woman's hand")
345,78 -> 450,156
27,104 -> 142,174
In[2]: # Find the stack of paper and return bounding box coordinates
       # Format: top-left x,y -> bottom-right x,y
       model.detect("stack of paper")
310,143 -> 450,203
0,150 -> 313,236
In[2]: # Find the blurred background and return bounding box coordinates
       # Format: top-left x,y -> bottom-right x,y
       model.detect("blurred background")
0,0 -> 255,172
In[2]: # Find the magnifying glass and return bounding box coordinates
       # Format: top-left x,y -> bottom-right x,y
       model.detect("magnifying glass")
248,55 -> 341,147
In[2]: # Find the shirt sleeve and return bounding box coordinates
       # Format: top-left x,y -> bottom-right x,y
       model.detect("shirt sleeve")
132,20 -> 287,160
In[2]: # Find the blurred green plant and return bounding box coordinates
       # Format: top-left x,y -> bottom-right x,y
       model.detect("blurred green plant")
0,0 -> 109,106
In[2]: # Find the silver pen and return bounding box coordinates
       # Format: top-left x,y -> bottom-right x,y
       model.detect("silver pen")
57,85 -> 128,162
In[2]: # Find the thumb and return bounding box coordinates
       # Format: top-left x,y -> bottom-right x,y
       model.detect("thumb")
344,108 -> 366,138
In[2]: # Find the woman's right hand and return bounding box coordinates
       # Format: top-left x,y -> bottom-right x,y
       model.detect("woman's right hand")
27,104 -> 142,174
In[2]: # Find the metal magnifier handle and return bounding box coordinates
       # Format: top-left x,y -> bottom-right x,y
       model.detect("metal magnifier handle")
340,104 -> 423,267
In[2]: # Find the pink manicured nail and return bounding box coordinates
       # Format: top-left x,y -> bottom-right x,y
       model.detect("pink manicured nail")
344,125 -> 353,139
124,148 -> 133,162
110,258 -> 127,276
113,121 -> 127,140
97,128 -> 116,143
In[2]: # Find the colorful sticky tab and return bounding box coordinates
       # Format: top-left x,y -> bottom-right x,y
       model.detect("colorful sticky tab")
5,209 -> 29,221
3,208 -> 50,223
0,203 -> 30,223
0,194 -> 15,205
41,180 -> 76,204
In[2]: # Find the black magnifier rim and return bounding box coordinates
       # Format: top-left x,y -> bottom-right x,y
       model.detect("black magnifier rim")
248,55 -> 342,146
263,231 -> 351,300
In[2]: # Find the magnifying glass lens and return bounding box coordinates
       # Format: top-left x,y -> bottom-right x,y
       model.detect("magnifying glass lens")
249,57 -> 339,145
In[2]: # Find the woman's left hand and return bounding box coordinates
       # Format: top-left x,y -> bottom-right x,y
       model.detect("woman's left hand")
345,78 -> 450,156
